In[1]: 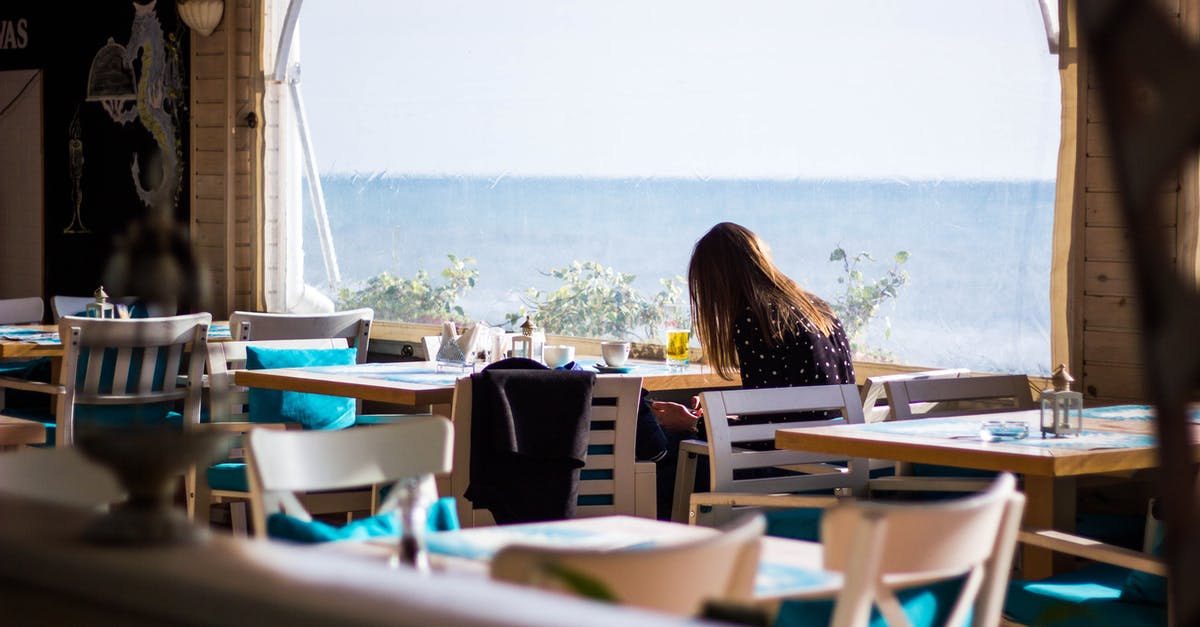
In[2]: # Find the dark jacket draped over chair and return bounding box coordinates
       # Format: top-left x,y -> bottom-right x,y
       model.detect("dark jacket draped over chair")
465,359 -> 595,523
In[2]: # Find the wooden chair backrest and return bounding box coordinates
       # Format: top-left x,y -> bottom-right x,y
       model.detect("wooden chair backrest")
699,384 -> 868,496
56,313 -> 210,446
859,368 -> 971,422
884,374 -> 1036,421
491,513 -> 764,617
821,473 -> 1025,627
245,415 -> 453,536
228,308 -> 373,363
50,296 -> 93,322
0,297 -> 43,325
450,375 -> 645,526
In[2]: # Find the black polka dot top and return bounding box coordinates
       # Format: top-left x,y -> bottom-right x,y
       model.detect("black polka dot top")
732,304 -> 855,423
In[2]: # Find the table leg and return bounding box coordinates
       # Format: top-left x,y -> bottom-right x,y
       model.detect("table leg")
672,450 -> 699,523
1022,475 -> 1077,579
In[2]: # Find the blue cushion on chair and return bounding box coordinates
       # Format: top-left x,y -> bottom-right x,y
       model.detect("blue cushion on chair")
764,508 -> 823,542
1005,564 -> 1165,627
207,462 -> 250,492
266,496 -> 460,543
246,347 -> 357,430
774,576 -> 967,627
1120,525 -> 1166,606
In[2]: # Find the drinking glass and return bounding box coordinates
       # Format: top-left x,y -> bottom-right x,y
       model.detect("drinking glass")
663,304 -> 691,371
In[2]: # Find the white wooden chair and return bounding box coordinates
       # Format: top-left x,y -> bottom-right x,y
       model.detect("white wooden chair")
859,368 -> 971,423
451,375 -> 656,527
0,446 -> 125,510
813,472 -> 1025,627
679,384 -> 869,527
883,374 -> 1035,422
0,297 -> 44,324
228,308 -> 373,363
245,415 -> 454,539
870,374 -> 1035,493
491,513 -> 764,617
191,337 -> 359,531
49,295 -> 93,322
0,314 -> 210,514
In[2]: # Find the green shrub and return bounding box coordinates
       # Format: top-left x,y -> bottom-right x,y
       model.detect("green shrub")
829,247 -> 910,359
507,261 -> 685,341
337,254 -> 478,324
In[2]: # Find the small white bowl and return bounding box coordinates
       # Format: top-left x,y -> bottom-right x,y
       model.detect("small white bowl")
542,345 -> 575,368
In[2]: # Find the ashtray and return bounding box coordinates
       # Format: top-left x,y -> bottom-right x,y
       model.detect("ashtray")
979,420 -> 1029,442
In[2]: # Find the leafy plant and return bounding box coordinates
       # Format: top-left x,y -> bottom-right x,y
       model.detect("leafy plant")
507,261 -> 685,341
337,254 -> 478,324
829,246 -> 911,358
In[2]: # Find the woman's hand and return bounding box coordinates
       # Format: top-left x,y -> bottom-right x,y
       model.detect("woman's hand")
650,401 -> 700,433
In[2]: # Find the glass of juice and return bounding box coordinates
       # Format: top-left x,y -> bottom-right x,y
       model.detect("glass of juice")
663,304 -> 691,371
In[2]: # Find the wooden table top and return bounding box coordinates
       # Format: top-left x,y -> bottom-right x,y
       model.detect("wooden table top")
235,358 -> 740,407
0,415 -> 46,447
776,406 -> 1193,477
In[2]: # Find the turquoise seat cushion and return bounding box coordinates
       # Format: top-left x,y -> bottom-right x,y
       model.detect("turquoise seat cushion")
764,508 -> 823,542
246,346 -> 357,430
267,496 -> 460,543
1121,525 -> 1165,605
775,576 -> 966,627
207,462 -> 249,492
911,463 -> 998,479
1005,564 -> 1165,627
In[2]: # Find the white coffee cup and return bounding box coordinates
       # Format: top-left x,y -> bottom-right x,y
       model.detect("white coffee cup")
543,345 -> 575,368
600,341 -> 631,367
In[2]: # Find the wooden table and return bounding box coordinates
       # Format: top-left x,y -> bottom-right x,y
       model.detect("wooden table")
235,358 -> 740,411
0,415 -> 46,450
775,405 -> 1191,579
331,514 -> 838,602
0,322 -> 233,361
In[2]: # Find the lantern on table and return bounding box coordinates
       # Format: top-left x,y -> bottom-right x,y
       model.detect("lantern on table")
87,286 -> 116,319
510,315 -> 544,361
1040,364 -> 1082,438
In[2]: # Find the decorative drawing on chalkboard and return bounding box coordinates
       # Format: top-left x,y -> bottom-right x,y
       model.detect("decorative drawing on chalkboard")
64,106 -> 88,234
85,0 -> 183,213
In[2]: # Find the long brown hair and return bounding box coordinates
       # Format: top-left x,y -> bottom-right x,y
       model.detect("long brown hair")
687,222 -> 837,379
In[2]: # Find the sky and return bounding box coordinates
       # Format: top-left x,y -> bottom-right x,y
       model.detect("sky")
296,0 -> 1060,180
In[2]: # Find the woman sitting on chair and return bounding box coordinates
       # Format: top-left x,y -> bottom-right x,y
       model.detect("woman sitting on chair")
643,222 -> 855,517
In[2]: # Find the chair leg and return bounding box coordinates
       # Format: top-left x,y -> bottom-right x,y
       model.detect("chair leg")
229,502 -> 248,537
672,451 -> 699,523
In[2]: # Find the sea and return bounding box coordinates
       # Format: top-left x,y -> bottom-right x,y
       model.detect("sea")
304,175 -> 1054,376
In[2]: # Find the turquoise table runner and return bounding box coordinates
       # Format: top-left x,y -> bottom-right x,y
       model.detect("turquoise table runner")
1081,404 -> 1200,422
426,523 -> 836,597
304,362 -> 463,387
0,326 -> 59,345
858,413 -> 1158,450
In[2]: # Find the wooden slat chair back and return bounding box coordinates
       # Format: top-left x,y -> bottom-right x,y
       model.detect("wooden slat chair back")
685,384 -> 868,526
818,473 -> 1025,627
228,308 -> 373,364
245,416 -> 454,538
859,368 -> 971,423
0,297 -> 44,325
884,374 -> 1036,421
56,314 -> 210,447
491,513 -> 764,617
450,375 -> 655,527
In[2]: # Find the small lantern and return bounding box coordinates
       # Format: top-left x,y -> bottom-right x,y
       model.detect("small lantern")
86,286 -> 116,319
1040,364 -> 1082,438
510,315 -> 544,361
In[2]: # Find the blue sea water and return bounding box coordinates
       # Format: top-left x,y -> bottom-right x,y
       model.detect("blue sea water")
304,176 -> 1054,375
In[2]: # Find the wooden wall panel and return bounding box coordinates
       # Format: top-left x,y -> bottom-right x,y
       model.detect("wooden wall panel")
1073,0 -> 1190,404
189,0 -> 260,316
